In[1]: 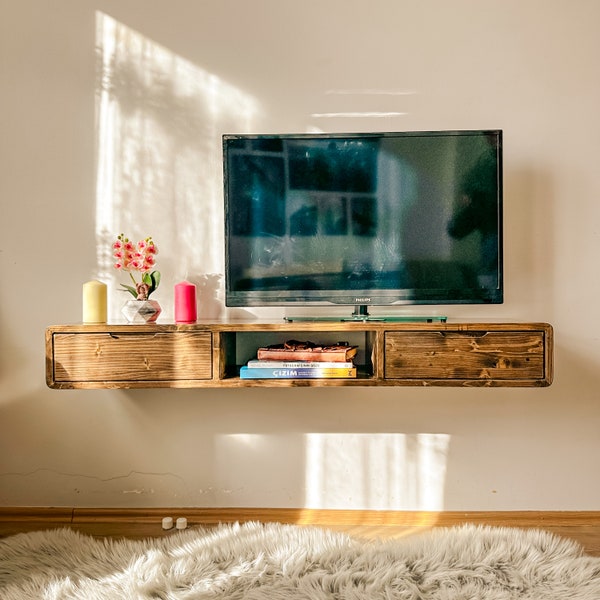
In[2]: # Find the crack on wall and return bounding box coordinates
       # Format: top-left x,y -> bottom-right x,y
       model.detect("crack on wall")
0,468 -> 184,482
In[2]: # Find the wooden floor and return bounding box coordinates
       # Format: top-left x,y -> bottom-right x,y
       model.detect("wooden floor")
1,508 -> 600,557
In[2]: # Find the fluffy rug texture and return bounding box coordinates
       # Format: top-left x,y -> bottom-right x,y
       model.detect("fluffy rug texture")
1,522 -> 599,599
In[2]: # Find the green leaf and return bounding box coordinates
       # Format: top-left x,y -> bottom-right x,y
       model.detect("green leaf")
146,271 -> 161,296
119,283 -> 138,298
151,271 -> 161,290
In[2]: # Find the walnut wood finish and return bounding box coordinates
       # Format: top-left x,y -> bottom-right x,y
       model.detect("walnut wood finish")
46,321 -> 553,389
52,331 -> 212,383
385,330 -> 546,381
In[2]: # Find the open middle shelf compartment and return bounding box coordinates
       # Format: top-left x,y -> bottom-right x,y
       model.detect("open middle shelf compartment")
218,329 -> 378,381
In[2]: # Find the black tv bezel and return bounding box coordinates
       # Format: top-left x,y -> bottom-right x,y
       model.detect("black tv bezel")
223,129 -> 503,310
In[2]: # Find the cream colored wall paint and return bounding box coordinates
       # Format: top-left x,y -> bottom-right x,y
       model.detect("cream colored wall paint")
1,0 -> 599,510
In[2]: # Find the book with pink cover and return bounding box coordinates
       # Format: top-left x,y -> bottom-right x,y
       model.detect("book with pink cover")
256,340 -> 358,362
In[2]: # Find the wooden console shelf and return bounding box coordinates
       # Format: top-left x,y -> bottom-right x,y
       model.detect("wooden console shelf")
45,321 -> 553,389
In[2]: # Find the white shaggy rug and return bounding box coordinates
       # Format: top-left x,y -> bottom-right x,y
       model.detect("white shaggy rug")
1,522 -> 600,599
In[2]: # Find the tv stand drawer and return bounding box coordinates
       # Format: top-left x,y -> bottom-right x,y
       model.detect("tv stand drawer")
384,329 -> 547,383
51,331 -> 212,384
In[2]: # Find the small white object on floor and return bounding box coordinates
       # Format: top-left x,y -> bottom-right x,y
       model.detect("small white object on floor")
161,517 -> 173,530
176,517 -> 187,530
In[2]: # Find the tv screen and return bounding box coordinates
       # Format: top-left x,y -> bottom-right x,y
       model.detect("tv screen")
223,130 -> 503,315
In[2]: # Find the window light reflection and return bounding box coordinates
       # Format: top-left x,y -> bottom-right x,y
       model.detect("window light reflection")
218,433 -> 449,510
94,12 -> 258,318
305,433 -> 450,510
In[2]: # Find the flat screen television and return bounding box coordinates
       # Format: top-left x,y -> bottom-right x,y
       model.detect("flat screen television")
223,130 -> 503,320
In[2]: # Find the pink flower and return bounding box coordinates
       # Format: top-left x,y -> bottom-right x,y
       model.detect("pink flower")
113,234 -> 161,299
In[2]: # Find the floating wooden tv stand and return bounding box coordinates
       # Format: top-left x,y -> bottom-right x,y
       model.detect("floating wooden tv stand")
45,320 -> 553,389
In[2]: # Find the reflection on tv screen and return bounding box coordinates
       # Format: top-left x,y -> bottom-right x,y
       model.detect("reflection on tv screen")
224,131 -> 502,306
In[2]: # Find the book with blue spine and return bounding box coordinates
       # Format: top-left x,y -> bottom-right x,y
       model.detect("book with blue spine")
240,366 -> 357,379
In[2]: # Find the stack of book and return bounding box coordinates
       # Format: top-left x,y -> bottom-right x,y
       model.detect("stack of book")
240,341 -> 359,380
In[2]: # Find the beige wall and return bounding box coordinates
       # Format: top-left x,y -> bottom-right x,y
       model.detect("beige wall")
1,0 -> 599,510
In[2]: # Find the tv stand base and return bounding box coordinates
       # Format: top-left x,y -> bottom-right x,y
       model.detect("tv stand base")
284,315 -> 448,323
285,304 -> 447,323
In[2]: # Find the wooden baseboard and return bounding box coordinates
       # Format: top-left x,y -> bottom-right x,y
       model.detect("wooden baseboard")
2,507 -> 600,528
3,507 -> 599,555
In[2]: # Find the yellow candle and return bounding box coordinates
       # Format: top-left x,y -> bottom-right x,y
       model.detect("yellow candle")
82,280 -> 107,323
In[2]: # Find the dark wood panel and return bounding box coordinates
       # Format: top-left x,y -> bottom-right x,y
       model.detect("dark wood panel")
385,330 -> 546,381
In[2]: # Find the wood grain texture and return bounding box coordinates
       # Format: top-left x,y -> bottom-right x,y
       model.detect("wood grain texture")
46,322 -> 553,388
51,331 -> 212,383
385,330 -> 546,381
3,507 -> 599,529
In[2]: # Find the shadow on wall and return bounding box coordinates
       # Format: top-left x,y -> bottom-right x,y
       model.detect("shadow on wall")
94,12 -> 260,320
504,165 -> 556,313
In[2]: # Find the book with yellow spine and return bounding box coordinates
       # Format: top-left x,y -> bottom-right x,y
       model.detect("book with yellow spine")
240,366 -> 357,379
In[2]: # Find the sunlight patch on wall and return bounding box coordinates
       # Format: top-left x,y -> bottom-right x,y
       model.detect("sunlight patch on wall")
214,432 -> 449,510
305,433 -> 450,510
94,12 -> 259,318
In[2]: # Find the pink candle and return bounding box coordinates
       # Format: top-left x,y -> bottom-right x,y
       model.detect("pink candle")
174,280 -> 197,323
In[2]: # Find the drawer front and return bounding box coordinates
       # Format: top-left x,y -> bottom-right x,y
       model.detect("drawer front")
53,332 -> 212,382
385,330 -> 546,381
